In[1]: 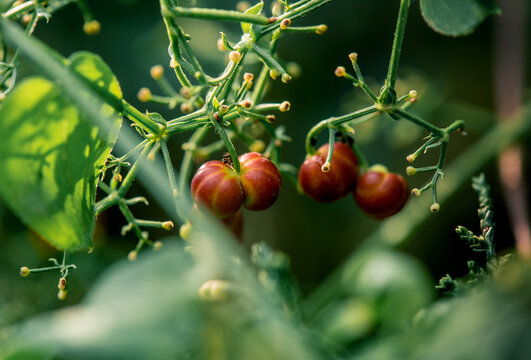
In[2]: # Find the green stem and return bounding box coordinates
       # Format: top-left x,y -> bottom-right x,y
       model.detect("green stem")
160,138 -> 182,220
165,6 -> 271,25
209,113 -> 241,173
393,108 -> 444,137
123,100 -> 162,135
385,0 -> 410,91
251,65 -> 270,104
305,105 -> 378,154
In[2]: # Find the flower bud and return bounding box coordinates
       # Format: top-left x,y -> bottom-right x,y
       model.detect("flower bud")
348,53 -> 358,63
128,250 -> 138,262
280,18 -> 291,30
281,74 -> 292,84
83,20 -> 101,36
279,101 -> 291,112
137,87 -> 151,102
269,69 -> 280,80
266,115 -> 275,123
217,38 -> 227,52
180,103 -> 194,114
411,188 -> 421,197
58,277 -> 67,290
162,221 -> 174,230
335,66 -> 346,77
153,241 -> 163,251
406,154 -> 417,163
150,65 -> 164,80
199,279 -> 231,301
236,1 -> 251,12
243,72 -> 254,82
409,90 -> 418,99
315,24 -> 328,35
430,203 -> 440,213
57,289 -> 68,301
20,267 -> 30,277
321,162 -> 331,173
239,99 -> 253,109
406,166 -> 416,176
229,51 -> 242,62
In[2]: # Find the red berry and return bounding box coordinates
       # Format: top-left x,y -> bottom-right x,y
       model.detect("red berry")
191,160 -> 243,218
239,152 -> 282,211
354,166 -> 409,219
298,142 -> 359,203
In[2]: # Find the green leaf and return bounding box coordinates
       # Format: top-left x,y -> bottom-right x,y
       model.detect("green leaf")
241,1 -> 264,34
420,0 -> 501,36
0,52 -> 122,251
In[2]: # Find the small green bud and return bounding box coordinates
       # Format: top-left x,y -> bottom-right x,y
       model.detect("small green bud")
430,203 -> 440,213
280,18 -> 291,30
229,51 -> 241,62
137,87 -> 151,102
335,66 -> 346,77
406,154 -> 417,163
281,74 -> 292,84
279,101 -> 291,112
348,53 -> 358,63
162,221 -> 174,230
20,266 -> 30,277
239,99 -> 253,109
243,72 -> 254,82
127,251 -> 138,262
180,103 -> 193,114
269,69 -> 281,80
266,115 -> 275,123
409,89 -> 418,99
411,188 -> 421,197
83,20 -> 101,36
406,166 -> 416,176
58,277 -> 67,290
315,24 -> 328,35
150,65 -> 164,80
57,289 -> 68,301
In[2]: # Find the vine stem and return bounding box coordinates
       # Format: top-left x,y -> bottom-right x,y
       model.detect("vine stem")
385,0 -> 410,91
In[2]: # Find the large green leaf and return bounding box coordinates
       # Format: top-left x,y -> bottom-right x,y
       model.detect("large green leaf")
420,0 -> 500,36
0,52 -> 122,251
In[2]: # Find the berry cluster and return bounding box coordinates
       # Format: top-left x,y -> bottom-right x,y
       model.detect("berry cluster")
299,142 -> 409,219
191,152 -> 282,234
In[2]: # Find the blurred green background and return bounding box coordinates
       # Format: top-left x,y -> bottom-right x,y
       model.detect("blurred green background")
1,0 -> 530,328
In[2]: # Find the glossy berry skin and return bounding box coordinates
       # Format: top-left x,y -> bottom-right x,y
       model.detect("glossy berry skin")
191,160 -> 243,218
298,142 -> 359,203
239,152 -> 282,211
354,169 -> 409,219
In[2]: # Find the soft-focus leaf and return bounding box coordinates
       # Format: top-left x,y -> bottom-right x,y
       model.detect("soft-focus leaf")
241,1 -> 264,34
0,52 -> 122,251
420,0 -> 500,36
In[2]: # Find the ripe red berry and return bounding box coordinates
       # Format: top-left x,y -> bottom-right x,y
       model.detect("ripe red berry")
191,160 -> 243,218
239,152 -> 282,211
354,166 -> 409,219
298,142 -> 359,203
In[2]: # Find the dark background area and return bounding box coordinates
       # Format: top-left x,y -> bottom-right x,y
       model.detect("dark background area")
1,0 -> 530,325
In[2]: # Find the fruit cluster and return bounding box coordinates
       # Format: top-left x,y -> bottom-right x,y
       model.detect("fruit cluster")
191,152 -> 282,235
298,142 -> 409,219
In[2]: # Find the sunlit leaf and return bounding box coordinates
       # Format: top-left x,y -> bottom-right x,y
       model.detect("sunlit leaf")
0,52 -> 122,251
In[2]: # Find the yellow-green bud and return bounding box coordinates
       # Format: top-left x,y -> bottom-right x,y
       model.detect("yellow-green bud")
20,266 -> 30,277
57,289 -> 68,301
127,250 -> 138,262
316,24 -> 328,35
162,221 -> 174,230
406,166 -> 416,176
279,101 -> 291,112
229,51 -> 241,62
236,1 -> 251,12
269,69 -> 280,80
280,18 -> 291,30
430,203 -> 440,213
281,74 -> 292,84
321,162 -> 331,173
217,38 -> 227,52
406,154 -> 417,163
411,188 -> 421,197
348,53 -> 358,63
250,140 -> 266,153
150,65 -> 164,80
83,20 -> 101,36
153,241 -> 163,251
409,90 -> 418,99
137,87 -> 151,102
58,277 -> 67,290
335,66 -> 346,77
